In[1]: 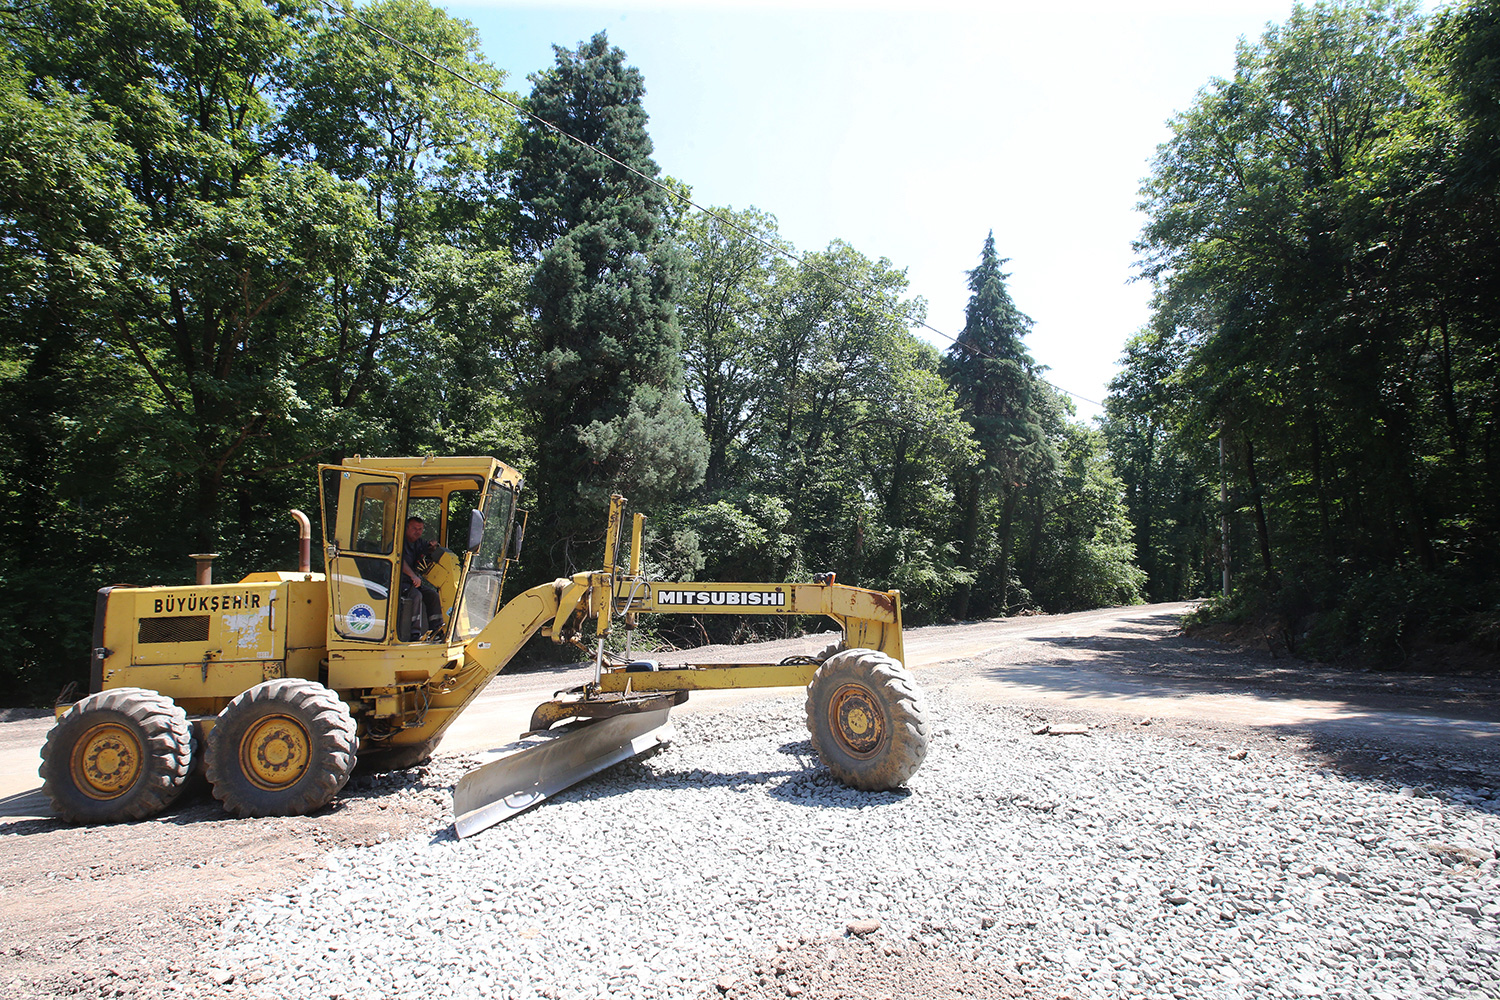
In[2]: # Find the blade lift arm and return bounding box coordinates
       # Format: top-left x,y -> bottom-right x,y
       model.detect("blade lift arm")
447,494 -> 907,838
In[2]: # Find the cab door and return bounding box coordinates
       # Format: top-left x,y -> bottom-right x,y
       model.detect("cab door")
321,467 -> 406,643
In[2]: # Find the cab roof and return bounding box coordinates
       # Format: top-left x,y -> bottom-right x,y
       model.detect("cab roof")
339,455 -> 523,487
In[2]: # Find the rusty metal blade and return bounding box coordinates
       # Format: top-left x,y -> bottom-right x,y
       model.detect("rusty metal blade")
452,707 -> 673,838
527,689 -> 688,733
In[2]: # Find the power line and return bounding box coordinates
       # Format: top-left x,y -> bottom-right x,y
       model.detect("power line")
317,0 -> 1104,411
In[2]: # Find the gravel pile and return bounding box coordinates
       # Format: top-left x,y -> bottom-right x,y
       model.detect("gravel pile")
211,686 -> 1500,1000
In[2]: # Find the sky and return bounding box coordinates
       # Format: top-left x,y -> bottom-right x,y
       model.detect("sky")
448,0 -> 1316,422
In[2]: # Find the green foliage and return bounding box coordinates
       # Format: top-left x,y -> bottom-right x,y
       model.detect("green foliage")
678,206 -> 794,493
1024,425 -> 1146,612
275,0 -> 526,461
1121,0 -> 1500,665
942,232 -> 1060,618
681,494 -> 795,583
514,33 -> 706,575
0,0 -> 525,704
0,7 -> 1161,704
1102,328 -> 1217,601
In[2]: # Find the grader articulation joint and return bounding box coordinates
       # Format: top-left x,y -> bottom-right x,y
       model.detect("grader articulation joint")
40,456 -> 931,836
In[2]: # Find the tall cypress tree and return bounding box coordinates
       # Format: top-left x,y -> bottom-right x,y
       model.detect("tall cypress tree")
514,33 -> 705,572
943,232 -> 1054,617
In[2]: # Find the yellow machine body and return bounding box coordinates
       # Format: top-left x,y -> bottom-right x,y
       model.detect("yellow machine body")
91,574 -> 327,717
81,461 -> 902,753
57,458 -> 916,828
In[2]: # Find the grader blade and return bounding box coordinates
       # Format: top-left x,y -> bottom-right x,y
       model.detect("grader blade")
453,706 -> 673,838
528,689 -> 687,733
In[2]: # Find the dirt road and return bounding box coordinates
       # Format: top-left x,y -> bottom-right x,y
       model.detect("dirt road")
3,602 -> 1497,998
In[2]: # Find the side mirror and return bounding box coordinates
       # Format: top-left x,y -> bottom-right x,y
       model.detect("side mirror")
467,510 -> 485,553
510,521 -> 525,561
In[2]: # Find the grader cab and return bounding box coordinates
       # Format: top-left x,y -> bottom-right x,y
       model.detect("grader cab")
40,456 -> 931,836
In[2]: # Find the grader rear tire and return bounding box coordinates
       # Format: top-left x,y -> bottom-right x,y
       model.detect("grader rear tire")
804,649 -> 929,790
39,688 -> 193,823
207,679 -> 357,818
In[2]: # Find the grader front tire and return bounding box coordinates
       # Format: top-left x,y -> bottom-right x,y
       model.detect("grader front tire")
206,679 -> 357,818
39,688 -> 193,824
814,639 -> 845,663
804,649 -> 929,791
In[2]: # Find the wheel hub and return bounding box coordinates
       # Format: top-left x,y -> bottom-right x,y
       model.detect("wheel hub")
241,714 -> 312,790
828,683 -> 885,758
71,722 -> 142,800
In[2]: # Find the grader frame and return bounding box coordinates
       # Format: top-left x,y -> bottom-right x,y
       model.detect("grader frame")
40,456 -> 930,834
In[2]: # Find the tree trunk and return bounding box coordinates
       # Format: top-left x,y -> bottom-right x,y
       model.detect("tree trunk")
951,471 -> 980,619
1139,421 -> 1156,597
1023,486 -> 1044,586
886,430 -> 910,531
1243,435 -> 1277,586
1438,315 -> 1468,464
1309,408 -> 1332,559
1385,393 -> 1437,572
997,485 -> 1020,614
196,464 -> 224,555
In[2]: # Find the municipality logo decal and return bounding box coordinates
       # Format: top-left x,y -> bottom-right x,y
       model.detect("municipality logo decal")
348,603 -> 376,633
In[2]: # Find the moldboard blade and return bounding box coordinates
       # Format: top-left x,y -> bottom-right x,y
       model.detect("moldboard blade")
452,707 -> 673,838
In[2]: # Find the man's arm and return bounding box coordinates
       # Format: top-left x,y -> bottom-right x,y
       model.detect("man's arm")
402,543 -> 424,586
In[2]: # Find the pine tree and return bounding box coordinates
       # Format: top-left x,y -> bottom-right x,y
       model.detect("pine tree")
943,232 -> 1054,617
513,33 -> 706,572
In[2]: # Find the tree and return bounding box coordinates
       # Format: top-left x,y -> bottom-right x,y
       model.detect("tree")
1021,423 -> 1146,612
0,0 -> 525,702
942,232 -> 1055,617
276,0 -> 527,460
678,206 -> 792,494
513,33 -> 705,573
0,0 -> 378,702
1102,328 -> 1215,601
1127,0 -> 1500,662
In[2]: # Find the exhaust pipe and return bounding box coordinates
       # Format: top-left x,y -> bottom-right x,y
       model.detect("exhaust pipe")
289,509 -> 312,573
188,553 -> 219,585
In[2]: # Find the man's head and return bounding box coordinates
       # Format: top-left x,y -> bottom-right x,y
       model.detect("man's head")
405,516 -> 425,544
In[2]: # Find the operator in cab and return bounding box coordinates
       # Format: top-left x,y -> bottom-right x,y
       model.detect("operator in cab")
402,515 -> 445,640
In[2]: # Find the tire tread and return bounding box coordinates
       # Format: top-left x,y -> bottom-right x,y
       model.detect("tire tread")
804,649 -> 930,791
206,679 -> 357,818
39,687 -> 193,823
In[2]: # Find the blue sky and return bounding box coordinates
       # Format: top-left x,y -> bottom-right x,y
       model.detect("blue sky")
449,1 -> 1317,421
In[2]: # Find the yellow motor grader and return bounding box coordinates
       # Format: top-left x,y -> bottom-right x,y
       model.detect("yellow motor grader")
40,456 -> 930,836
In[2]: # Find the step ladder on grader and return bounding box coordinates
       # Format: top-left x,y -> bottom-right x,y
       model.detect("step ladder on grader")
39,456 -> 931,837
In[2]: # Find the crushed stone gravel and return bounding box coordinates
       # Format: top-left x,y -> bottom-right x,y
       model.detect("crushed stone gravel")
206,688 -> 1500,1000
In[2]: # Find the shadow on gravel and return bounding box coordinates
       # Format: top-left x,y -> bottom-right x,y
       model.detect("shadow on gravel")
0,787 -> 231,836
1263,718 -> 1500,808
1015,628 -> 1500,723
452,751 -> 913,835
993,615 -> 1500,803
0,764 -> 439,838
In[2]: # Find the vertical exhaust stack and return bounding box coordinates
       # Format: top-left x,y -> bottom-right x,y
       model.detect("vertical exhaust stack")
289,509 -> 312,574
189,553 -> 219,585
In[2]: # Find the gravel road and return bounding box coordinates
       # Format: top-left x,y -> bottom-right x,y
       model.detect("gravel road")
4,604 -> 1499,1000
209,691 -> 1500,1000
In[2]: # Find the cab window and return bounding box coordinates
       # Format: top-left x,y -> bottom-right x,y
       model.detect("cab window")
352,483 -> 397,554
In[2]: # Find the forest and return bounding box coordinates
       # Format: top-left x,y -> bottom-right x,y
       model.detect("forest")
1116,0 -> 1500,665
0,0 -> 1494,704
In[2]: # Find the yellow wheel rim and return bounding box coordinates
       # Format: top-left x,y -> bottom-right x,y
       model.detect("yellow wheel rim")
240,714 -> 312,791
828,683 -> 885,758
71,722 -> 142,800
